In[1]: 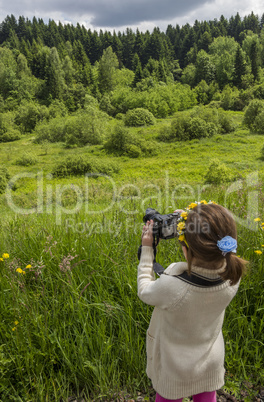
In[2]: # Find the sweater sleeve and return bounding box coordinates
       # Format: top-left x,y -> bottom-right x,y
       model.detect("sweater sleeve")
137,246 -> 186,308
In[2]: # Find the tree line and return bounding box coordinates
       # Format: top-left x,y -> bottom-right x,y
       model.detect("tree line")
1,12 -> 264,124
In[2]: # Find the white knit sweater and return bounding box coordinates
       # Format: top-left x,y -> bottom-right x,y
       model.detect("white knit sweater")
137,246 -> 240,400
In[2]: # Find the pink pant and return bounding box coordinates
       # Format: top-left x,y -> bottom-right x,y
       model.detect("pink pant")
155,390 -> 216,402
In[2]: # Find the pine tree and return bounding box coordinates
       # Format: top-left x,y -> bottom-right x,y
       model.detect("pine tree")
233,45 -> 247,87
249,40 -> 260,81
131,54 -> 143,87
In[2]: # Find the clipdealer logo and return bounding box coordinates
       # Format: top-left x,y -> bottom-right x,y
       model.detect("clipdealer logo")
5,170 -> 261,231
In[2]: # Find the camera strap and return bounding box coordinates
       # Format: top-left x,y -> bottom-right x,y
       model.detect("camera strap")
163,271 -> 225,288
138,245 -> 224,287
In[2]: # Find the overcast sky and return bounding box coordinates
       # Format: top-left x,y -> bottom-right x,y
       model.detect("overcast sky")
0,0 -> 263,32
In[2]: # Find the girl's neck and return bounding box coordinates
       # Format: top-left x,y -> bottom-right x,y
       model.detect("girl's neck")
191,257 -> 224,270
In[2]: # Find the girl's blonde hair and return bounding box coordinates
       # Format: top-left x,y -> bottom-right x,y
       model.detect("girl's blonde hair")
184,203 -> 247,285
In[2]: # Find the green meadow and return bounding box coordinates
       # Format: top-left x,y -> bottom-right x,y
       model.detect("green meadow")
0,109 -> 264,401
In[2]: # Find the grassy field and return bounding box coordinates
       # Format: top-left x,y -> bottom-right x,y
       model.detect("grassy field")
0,110 -> 264,401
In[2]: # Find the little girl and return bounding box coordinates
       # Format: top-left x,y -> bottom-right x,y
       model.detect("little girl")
138,202 -> 247,402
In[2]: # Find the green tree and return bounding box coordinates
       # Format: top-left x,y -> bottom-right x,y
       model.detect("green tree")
195,50 -> 215,84
249,40 -> 260,81
45,47 -> 66,100
209,36 -> 237,88
132,54 -> 143,87
233,45 -> 247,87
98,46 -> 119,93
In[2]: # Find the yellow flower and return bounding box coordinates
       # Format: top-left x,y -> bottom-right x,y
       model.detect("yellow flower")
16,268 -> 23,274
26,264 -> 32,269
188,202 -> 197,209
180,211 -> 188,220
199,200 -> 207,204
14,321 -> 19,325
254,218 -> 261,222
22,271 -> 26,275
2,253 -> 9,259
177,222 -> 185,231
0,258 -> 3,262
12,327 -> 16,331
254,250 -> 262,255
179,234 -> 185,241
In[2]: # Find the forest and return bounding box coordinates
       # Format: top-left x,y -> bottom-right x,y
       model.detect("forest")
1,11 -> 264,128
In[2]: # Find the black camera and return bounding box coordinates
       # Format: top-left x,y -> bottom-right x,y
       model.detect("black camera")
143,208 -> 180,240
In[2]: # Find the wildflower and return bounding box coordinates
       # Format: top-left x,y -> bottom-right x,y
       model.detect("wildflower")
199,200 -> 207,204
179,234 -> 185,242
254,218 -> 261,222
0,258 -> 3,262
12,327 -> 16,331
254,250 -> 262,255
177,222 -> 185,234
180,212 -> 188,220
16,268 -> 23,274
22,270 -> 26,275
2,253 -> 9,259
26,265 -> 32,269
188,202 -> 197,209
14,321 -> 19,325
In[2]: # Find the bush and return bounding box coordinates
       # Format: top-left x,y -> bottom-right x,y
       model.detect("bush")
15,153 -> 37,166
159,107 -> 235,142
15,102 -> 49,133
124,108 -> 155,127
204,158 -> 234,184
218,112 -> 236,133
260,143 -> 264,160
243,99 -> 264,130
124,144 -> 142,158
0,166 -> 10,194
35,107 -> 109,147
254,111 -> 264,134
169,116 -> 214,141
52,156 -> 120,178
0,129 -> 21,142
104,124 -> 158,157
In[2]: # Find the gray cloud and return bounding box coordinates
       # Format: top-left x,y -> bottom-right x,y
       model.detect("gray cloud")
0,0 -> 213,28
0,0 -> 262,31
86,0 -> 211,27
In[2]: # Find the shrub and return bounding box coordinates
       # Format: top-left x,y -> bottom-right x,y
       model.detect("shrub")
187,117 -> 209,139
169,116 -> 214,141
254,111 -> 264,134
0,129 -> 21,142
0,166 -> 10,194
243,99 -> 264,130
15,102 -> 49,133
35,107 -> 109,147
218,115 -> 235,133
260,143 -> 264,160
124,108 -> 155,127
204,158 -> 234,184
104,124 -> 158,157
15,153 -> 37,166
52,156 -> 120,178
124,144 -> 142,158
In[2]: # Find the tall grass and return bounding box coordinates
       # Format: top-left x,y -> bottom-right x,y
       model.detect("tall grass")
0,193 -> 263,400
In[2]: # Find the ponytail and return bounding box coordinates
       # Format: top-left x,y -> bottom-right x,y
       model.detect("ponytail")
220,253 -> 247,285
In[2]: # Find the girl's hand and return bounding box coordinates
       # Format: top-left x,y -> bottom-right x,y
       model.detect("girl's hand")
174,209 -> 184,214
141,220 -> 154,247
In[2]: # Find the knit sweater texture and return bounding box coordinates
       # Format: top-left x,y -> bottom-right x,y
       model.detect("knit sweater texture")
137,246 -> 240,400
